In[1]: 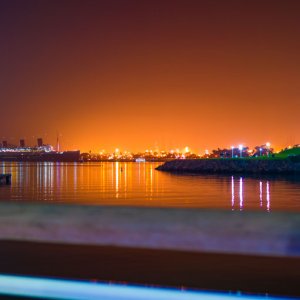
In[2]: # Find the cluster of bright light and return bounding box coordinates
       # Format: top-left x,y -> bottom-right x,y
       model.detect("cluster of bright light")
229,142 -> 272,151
0,146 -> 53,153
94,142 -> 277,159
0,144 -> 54,152
94,146 -> 199,160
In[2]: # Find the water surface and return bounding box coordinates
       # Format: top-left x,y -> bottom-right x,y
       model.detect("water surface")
0,162 -> 299,211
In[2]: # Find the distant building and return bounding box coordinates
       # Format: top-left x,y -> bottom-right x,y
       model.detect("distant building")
37,138 -> 43,147
2,141 -> 8,148
20,139 -> 25,148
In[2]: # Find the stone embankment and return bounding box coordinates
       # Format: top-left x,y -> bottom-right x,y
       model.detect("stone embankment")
156,158 -> 300,174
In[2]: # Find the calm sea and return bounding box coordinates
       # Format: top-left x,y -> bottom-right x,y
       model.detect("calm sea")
0,162 -> 299,211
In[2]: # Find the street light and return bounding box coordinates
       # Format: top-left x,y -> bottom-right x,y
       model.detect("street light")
259,148 -> 262,157
266,142 -> 271,157
231,146 -> 234,158
239,144 -> 243,158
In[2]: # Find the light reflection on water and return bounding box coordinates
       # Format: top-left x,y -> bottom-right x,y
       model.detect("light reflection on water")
231,177 -> 271,212
0,162 -> 299,211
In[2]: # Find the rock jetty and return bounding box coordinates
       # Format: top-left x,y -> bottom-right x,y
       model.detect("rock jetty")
156,158 -> 300,174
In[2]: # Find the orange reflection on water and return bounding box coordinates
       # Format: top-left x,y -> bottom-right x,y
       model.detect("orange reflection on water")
0,162 -> 298,211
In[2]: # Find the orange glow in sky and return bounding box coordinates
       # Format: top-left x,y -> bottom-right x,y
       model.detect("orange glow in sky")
0,0 -> 299,152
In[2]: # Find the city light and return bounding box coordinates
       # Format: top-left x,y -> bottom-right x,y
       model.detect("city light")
266,142 -> 271,157
238,144 -> 243,158
0,138 -> 298,162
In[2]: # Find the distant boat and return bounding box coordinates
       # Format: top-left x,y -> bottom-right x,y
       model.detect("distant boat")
135,158 -> 146,163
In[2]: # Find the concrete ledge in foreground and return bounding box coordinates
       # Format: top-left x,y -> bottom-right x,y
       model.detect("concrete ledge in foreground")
0,202 -> 300,257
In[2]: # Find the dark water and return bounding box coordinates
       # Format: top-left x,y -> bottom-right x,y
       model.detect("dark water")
0,162 -> 299,211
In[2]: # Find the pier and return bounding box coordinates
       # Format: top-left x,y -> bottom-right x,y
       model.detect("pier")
0,174 -> 11,185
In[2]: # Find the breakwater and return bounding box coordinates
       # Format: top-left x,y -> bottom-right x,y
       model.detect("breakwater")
156,158 -> 300,174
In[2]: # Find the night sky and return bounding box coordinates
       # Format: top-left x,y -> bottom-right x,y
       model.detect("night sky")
0,0 -> 299,152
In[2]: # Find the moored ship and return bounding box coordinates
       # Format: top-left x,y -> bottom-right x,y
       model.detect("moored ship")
0,138 -> 80,162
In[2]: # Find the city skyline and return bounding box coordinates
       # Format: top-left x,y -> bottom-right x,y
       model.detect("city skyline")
0,135 -> 291,155
0,133 -> 296,153
0,0 -> 299,152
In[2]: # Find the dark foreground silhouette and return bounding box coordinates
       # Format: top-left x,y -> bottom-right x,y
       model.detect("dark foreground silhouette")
0,240 -> 299,299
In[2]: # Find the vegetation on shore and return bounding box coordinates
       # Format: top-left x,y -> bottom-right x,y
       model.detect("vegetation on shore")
275,147 -> 300,158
